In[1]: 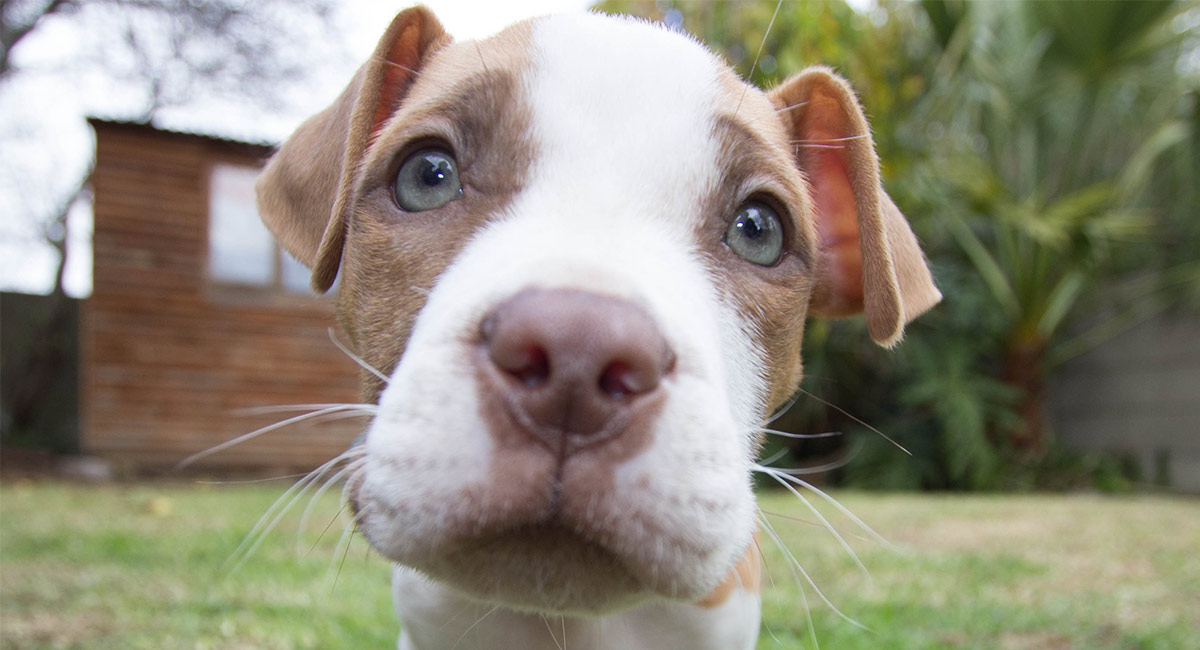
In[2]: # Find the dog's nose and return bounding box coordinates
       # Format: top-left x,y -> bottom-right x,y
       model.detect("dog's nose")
478,288 -> 674,452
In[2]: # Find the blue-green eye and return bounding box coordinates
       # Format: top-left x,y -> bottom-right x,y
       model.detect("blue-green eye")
724,201 -> 783,266
393,148 -> 463,212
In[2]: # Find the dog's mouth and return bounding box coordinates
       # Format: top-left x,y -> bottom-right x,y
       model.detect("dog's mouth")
418,521 -> 648,614
347,463 -> 682,613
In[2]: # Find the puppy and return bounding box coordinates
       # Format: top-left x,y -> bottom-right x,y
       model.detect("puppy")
256,6 -> 939,649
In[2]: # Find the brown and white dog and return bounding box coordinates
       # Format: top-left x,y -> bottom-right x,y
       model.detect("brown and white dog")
256,6 -> 939,649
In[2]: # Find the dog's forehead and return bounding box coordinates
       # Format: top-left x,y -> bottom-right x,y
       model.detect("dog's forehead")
522,14 -> 782,208
528,13 -> 726,136
387,13 -> 790,205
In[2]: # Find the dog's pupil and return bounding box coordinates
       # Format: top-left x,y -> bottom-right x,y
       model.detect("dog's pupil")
420,157 -> 450,187
739,211 -> 762,240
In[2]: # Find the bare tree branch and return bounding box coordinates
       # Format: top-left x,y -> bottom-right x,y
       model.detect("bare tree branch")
0,0 -> 78,77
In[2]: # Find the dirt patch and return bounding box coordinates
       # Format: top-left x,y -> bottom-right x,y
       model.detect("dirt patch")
895,516 -> 1053,551
998,632 -> 1074,649
0,610 -> 115,649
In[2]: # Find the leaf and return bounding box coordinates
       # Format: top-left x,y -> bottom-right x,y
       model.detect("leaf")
945,215 -> 1020,317
1036,270 -> 1086,339
1117,119 -> 1190,199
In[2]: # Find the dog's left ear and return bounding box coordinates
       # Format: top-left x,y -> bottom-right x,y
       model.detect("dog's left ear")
769,67 -> 940,347
256,7 -> 451,292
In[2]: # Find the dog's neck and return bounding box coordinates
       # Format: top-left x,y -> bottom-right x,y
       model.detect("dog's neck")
392,566 -> 761,650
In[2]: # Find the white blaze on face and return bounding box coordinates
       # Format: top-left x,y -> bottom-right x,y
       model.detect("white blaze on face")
527,14 -> 725,211
520,12 -> 769,437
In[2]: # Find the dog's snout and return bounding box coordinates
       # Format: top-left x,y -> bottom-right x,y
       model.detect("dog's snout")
479,288 -> 673,448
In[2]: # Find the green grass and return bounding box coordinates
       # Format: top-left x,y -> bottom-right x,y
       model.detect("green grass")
1,482 -> 1197,649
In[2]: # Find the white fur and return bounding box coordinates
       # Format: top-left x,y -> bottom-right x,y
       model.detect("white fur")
393,566 -> 761,650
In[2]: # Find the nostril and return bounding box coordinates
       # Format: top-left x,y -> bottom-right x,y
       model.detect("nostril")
598,360 -> 653,399
486,323 -> 552,386
510,346 -> 550,387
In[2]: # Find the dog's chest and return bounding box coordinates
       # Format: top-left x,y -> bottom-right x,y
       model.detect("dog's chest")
392,566 -> 762,650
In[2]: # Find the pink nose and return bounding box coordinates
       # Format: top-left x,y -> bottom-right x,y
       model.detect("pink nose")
478,288 -> 674,452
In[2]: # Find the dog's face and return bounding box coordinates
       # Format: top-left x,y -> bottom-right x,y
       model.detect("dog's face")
257,9 -> 939,615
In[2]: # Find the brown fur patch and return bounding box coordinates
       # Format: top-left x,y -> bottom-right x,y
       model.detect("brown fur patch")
337,25 -> 537,403
695,533 -> 762,608
695,107 -> 818,413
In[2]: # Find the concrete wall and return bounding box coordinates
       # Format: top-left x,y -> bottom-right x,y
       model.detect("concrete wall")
1050,314 -> 1200,492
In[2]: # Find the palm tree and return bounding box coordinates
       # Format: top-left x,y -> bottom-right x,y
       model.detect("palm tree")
916,0 -> 1197,455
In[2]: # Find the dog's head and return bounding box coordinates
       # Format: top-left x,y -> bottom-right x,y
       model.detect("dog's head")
257,7 -> 938,615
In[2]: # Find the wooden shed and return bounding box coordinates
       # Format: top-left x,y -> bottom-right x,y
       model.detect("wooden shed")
83,119 -> 362,473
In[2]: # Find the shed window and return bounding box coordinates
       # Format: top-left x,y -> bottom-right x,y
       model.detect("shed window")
208,163 -> 311,293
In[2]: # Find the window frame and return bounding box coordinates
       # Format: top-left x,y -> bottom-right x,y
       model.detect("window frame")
204,159 -> 328,303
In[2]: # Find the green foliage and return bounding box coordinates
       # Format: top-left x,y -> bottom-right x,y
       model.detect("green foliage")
596,0 -> 1199,489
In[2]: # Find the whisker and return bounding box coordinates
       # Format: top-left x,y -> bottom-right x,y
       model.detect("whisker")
760,427 -> 842,440
410,285 -> 432,297
751,524 -> 788,647
224,451 -> 355,573
764,468 -> 893,550
758,509 -> 870,543
734,0 -> 783,116
371,55 -> 418,75
298,457 -> 364,555
795,387 -> 911,456
325,520 -> 356,595
774,99 -> 809,115
327,328 -> 390,384
196,473 -> 310,485
755,465 -> 869,580
452,605 -> 499,650
758,441 -> 862,476
758,446 -> 789,466
758,513 -> 822,648
176,405 -> 370,470
308,501 -> 350,559
758,510 -> 866,633
540,615 -> 565,650
232,403 -> 377,416
795,142 -> 845,150
790,134 -> 870,144
765,392 -> 801,425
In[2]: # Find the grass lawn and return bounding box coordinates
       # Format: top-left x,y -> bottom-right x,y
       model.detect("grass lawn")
1,481 -> 1197,649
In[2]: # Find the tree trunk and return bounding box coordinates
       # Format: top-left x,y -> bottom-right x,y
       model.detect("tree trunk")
1002,335 -> 1049,457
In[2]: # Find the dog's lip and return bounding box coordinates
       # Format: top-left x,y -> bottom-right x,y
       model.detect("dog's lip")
413,520 -> 651,614
444,519 -> 644,578
432,496 -> 589,554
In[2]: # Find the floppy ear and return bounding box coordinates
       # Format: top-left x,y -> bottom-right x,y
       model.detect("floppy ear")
769,67 -> 940,347
255,6 -> 451,292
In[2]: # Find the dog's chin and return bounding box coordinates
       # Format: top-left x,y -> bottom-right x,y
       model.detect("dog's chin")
405,524 -> 656,615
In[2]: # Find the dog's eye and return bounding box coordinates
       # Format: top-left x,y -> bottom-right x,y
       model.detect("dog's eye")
724,201 -> 783,266
393,149 -> 463,211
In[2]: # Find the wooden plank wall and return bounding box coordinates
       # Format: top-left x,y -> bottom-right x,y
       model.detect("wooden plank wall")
84,122 -> 364,473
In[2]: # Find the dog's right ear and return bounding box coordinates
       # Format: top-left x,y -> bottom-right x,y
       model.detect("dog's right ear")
769,67 -> 940,347
256,6 -> 450,292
